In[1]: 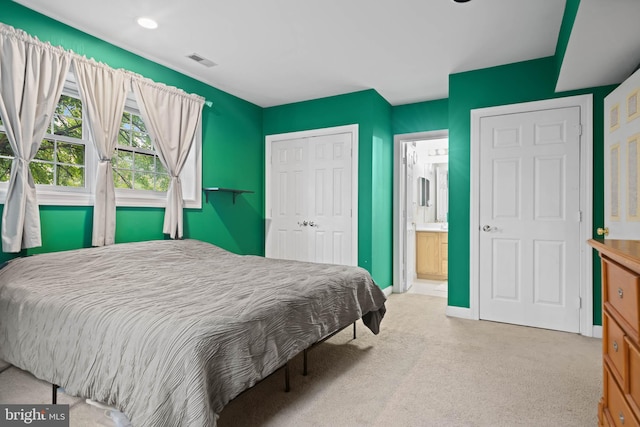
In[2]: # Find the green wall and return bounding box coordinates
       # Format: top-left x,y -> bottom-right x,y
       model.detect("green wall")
263,90 -> 393,289
0,0 -> 265,264
392,98 -> 449,135
447,56 -> 616,325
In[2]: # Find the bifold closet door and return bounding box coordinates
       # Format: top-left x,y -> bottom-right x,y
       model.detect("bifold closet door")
268,132 -> 353,265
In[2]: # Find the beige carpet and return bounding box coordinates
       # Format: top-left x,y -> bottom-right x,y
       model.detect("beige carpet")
0,293 -> 602,426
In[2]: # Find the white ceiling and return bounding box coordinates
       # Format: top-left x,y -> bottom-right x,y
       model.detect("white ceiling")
13,0 -> 639,108
556,0 -> 640,93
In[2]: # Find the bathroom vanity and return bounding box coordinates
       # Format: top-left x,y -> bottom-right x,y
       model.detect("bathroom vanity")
416,226 -> 448,280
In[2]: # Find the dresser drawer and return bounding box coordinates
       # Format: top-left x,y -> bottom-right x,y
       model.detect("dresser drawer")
627,337 -> 640,420
605,313 -> 627,382
604,259 -> 640,335
605,367 -> 640,427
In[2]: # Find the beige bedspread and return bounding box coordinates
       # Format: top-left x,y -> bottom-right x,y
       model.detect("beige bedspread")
0,239 -> 386,426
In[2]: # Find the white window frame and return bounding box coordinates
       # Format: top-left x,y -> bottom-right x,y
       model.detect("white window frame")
0,72 -> 202,209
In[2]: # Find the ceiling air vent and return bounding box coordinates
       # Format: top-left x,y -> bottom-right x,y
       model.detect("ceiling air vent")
187,53 -> 217,68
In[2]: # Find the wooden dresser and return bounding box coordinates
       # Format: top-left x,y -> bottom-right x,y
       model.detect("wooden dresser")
589,239 -> 640,427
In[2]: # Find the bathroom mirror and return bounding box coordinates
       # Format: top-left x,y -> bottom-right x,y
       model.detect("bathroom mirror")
418,177 -> 430,206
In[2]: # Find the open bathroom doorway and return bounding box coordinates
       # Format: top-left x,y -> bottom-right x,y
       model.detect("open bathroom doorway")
393,130 -> 449,298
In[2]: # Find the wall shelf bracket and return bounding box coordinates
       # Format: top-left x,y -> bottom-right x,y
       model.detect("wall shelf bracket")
203,187 -> 254,204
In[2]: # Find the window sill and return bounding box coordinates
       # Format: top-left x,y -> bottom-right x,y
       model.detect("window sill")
0,186 -> 202,209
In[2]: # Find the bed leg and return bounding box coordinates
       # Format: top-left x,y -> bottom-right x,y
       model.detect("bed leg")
284,363 -> 290,392
303,348 -> 308,376
353,322 -> 356,339
52,384 -> 58,404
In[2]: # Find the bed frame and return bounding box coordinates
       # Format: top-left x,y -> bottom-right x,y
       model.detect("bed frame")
51,322 -> 358,405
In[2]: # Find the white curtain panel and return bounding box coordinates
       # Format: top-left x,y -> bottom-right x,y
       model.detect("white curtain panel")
0,24 -> 71,252
132,80 -> 203,239
73,59 -> 129,246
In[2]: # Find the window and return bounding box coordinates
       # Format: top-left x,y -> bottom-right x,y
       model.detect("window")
0,94 -> 87,188
33,94 -> 86,188
0,74 -> 201,208
113,110 -> 169,192
0,116 -> 10,182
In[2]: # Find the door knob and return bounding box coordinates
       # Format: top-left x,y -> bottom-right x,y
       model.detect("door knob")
482,225 -> 493,232
298,220 -> 308,227
596,227 -> 609,237
309,221 -> 318,227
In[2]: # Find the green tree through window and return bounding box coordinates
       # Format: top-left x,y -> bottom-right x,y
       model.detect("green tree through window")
113,110 -> 169,192
0,94 -> 86,187
0,96 -> 169,193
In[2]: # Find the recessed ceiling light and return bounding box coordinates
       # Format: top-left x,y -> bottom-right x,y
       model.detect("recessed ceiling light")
453,0 -> 471,2
137,17 -> 158,30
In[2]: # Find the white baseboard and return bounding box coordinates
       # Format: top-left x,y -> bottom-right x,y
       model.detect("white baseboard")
445,305 -> 473,319
592,325 -> 602,339
382,286 -> 393,297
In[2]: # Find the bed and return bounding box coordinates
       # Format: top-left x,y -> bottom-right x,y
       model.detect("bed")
0,239 -> 386,426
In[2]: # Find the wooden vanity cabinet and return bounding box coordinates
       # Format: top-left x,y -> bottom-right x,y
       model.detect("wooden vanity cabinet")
416,231 -> 448,280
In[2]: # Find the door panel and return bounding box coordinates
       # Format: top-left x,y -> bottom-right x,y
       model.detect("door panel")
479,106 -> 581,333
604,68 -> 640,238
308,133 -> 352,265
404,143 -> 417,290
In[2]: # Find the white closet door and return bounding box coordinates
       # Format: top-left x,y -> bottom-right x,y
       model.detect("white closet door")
267,131 -> 354,265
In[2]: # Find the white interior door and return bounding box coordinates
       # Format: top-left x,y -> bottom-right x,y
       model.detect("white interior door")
604,68 -> 640,239
479,106 -> 582,333
267,131 -> 354,265
405,142 -> 417,291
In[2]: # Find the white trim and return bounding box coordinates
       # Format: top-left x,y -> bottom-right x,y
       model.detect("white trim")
445,305 -> 474,319
592,326 -> 603,339
392,130 -> 448,293
382,286 -> 393,297
264,124 -> 359,265
470,94 -> 594,336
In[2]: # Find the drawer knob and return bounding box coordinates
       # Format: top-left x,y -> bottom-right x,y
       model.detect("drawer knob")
597,227 -> 609,236
618,288 -> 624,298
613,341 -> 619,352
619,411 -> 625,424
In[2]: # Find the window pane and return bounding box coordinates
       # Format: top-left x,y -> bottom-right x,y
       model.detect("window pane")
30,161 -> 54,185
0,158 -> 11,182
54,114 -> 82,139
132,132 -> 152,150
114,169 -> 133,189
156,173 -> 170,192
121,111 -> 131,129
57,142 -> 84,165
134,172 -> 155,191
118,128 -> 131,146
0,132 -> 12,157
113,149 -> 133,169
35,139 -> 55,161
134,152 -> 154,172
131,114 -> 145,133
56,165 -> 84,187
55,95 -> 82,118
155,159 -> 167,174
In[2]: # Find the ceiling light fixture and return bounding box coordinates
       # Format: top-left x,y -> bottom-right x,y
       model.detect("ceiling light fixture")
137,17 -> 158,30
453,0 -> 471,2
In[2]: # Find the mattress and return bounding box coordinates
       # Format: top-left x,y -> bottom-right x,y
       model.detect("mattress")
0,239 -> 386,426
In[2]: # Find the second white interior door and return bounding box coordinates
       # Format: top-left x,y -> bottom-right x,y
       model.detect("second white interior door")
479,106 -> 582,333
